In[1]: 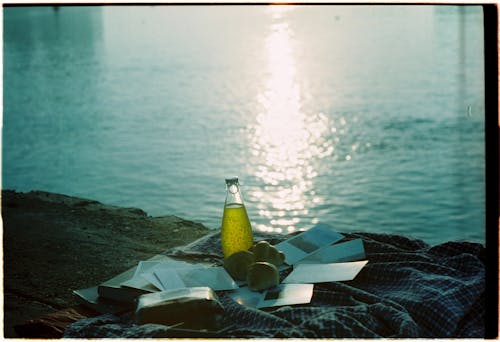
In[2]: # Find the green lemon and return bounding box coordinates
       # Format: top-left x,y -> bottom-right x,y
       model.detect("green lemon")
253,241 -> 271,261
246,261 -> 279,291
223,250 -> 256,281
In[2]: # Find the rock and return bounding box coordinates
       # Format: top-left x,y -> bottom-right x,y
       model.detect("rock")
2,189 -> 211,337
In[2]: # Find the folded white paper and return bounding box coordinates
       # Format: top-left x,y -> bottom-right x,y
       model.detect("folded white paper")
154,268 -> 185,290
125,260 -> 165,291
229,283 -> 314,309
283,260 -> 368,284
121,260 -> 167,290
276,223 -> 344,265
298,239 -> 365,264
133,259 -> 204,291
153,265 -> 239,291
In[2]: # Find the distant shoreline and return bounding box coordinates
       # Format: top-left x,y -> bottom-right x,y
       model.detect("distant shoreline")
2,189 -> 210,338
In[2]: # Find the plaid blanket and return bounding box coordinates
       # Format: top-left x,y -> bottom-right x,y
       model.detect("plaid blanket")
64,231 -> 485,338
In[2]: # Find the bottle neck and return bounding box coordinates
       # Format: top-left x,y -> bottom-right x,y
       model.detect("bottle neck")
225,182 -> 244,206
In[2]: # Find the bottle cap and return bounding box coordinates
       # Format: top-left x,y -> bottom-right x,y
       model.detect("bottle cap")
225,177 -> 239,185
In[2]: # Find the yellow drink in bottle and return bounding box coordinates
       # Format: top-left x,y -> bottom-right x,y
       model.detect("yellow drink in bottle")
221,203 -> 253,258
221,177 -> 254,258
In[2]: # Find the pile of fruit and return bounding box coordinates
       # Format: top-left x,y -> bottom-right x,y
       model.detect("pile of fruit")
223,241 -> 286,291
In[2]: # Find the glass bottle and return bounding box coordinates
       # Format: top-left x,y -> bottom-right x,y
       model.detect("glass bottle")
221,177 -> 254,258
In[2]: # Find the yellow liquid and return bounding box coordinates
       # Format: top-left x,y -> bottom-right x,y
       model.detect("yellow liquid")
221,203 -> 254,258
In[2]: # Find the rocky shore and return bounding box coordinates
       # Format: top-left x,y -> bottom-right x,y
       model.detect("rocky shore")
2,190 -> 211,338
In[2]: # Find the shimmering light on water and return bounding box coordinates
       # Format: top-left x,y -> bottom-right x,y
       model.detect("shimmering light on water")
248,6 -> 335,234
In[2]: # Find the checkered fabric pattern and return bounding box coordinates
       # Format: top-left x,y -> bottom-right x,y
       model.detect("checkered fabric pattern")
65,230 -> 485,338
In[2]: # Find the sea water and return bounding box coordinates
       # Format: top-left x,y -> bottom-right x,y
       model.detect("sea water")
3,6 -> 486,245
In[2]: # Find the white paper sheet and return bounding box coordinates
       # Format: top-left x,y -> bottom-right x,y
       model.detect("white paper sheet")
298,239 -> 365,264
153,268 -> 185,290
132,259 -> 202,291
259,283 -> 314,308
275,223 -> 344,265
152,265 -> 239,291
283,260 -> 368,284
121,261 -> 163,291
128,261 -> 165,290
229,283 -> 314,309
141,272 -> 165,292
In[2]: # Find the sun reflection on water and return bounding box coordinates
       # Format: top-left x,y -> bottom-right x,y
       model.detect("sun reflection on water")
248,6 -> 334,234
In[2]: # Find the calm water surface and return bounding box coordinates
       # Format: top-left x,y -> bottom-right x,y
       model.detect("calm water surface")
3,6 -> 486,245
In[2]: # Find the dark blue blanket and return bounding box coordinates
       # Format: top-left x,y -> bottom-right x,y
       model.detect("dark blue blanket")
65,231 -> 485,338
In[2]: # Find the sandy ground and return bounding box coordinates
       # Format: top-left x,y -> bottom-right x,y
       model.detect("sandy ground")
2,190 -> 210,338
